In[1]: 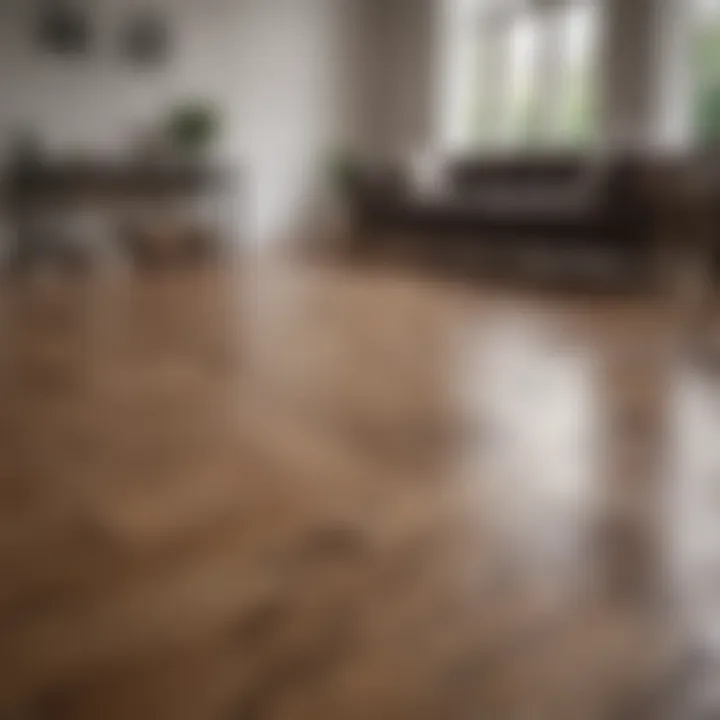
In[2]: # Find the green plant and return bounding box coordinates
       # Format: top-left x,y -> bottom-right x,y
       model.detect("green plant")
167,101 -> 221,153
694,22 -> 720,146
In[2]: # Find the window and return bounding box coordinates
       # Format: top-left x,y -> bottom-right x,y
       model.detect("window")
694,0 -> 720,144
442,0 -> 599,151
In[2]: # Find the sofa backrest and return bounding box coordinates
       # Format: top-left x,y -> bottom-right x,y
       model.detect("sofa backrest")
449,154 -> 592,192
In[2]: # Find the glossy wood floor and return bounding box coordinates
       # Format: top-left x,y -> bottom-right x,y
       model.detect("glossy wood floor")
0,258 -> 718,719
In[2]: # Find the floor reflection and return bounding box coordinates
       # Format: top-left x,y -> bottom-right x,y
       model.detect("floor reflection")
454,316 -> 599,595
0,262 -> 718,717
667,363 -> 720,717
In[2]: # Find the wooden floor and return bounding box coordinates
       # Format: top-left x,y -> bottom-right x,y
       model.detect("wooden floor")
0,258 -> 718,719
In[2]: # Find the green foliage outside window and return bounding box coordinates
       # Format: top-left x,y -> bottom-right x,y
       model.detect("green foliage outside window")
694,22 -> 720,145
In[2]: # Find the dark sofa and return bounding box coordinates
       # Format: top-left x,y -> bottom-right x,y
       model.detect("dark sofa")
349,153 -> 649,266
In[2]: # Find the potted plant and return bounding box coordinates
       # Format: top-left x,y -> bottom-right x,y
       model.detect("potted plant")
167,100 -> 221,159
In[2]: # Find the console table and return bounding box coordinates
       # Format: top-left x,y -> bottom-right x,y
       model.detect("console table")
4,160 -> 237,269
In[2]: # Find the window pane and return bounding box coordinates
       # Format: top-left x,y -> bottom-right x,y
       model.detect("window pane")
694,0 -> 720,144
448,0 -> 599,150
507,13 -> 540,145
471,16 -> 513,146
556,2 -> 598,144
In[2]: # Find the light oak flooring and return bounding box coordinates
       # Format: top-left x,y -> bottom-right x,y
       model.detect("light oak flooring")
0,259 -> 718,719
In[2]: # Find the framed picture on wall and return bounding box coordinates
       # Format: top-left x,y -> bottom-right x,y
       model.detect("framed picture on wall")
38,2 -> 91,55
122,11 -> 169,67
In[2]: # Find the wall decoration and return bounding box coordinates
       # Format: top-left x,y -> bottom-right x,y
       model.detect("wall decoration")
38,2 -> 90,55
123,11 -> 168,67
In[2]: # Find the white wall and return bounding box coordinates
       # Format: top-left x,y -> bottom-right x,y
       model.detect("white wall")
0,0 -> 355,250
